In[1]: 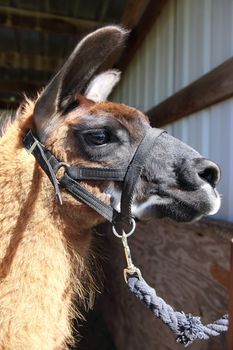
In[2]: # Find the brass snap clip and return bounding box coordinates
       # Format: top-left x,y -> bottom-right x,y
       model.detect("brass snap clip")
112,218 -> 142,283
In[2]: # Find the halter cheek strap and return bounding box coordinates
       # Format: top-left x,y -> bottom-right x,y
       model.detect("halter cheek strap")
23,130 -> 120,222
23,128 -> 165,226
116,128 -> 165,225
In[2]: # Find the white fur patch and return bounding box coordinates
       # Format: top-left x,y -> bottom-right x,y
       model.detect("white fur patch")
131,195 -> 172,219
105,183 -> 121,211
201,183 -> 221,215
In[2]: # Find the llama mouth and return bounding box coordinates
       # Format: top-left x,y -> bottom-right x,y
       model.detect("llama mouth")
106,181 -> 221,223
132,196 -> 203,223
162,184 -> 221,217
131,185 -> 221,223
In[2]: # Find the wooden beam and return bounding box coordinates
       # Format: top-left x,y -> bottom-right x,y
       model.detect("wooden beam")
0,79 -> 44,95
147,57 -> 233,127
92,1 -> 150,71
0,95 -> 32,105
121,0 -> 148,29
0,78 -> 45,110
0,98 -> 21,110
228,239 -> 233,350
0,6 -> 100,36
0,51 -> 63,72
116,0 -> 168,71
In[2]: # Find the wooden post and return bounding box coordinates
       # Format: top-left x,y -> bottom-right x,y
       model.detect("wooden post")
228,239 -> 233,350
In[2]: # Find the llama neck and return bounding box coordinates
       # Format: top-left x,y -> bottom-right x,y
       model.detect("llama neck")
0,122 -> 100,349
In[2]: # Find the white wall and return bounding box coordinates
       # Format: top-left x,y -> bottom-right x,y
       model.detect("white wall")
112,0 -> 233,222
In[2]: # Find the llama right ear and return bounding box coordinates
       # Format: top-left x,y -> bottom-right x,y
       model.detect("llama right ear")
85,70 -> 121,102
33,26 -> 128,132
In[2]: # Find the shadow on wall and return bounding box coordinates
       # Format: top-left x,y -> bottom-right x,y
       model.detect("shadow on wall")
74,301 -> 116,350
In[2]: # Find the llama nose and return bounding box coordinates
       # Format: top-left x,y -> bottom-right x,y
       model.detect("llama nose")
195,159 -> 220,188
178,158 -> 220,190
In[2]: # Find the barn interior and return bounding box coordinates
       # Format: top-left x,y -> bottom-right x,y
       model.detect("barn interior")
0,0 -> 152,109
0,1 -> 232,350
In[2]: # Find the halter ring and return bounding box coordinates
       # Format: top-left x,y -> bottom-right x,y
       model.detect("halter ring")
112,218 -> 136,238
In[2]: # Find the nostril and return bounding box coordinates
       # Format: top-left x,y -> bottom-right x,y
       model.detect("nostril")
178,158 -> 220,190
198,166 -> 219,188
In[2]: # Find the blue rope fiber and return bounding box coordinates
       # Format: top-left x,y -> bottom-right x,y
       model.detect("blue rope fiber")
127,276 -> 228,347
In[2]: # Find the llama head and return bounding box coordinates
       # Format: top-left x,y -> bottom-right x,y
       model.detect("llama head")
32,26 -> 221,223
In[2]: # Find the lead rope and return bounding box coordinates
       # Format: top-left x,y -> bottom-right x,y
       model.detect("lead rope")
112,220 -> 228,347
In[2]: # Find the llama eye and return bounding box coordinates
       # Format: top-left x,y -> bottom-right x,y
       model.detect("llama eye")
84,130 -> 111,146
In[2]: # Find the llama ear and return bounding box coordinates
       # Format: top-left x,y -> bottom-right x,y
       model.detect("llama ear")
33,26 -> 128,132
85,70 -> 121,102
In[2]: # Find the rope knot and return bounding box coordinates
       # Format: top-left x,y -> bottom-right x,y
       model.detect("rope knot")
176,314 -> 203,347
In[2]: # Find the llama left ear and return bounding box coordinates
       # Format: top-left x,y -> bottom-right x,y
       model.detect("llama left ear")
33,26 -> 128,137
85,70 -> 121,102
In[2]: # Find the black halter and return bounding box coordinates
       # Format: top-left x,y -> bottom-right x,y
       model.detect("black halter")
23,128 -> 165,228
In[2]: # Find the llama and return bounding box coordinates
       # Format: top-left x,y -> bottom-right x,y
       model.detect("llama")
0,26 -> 221,349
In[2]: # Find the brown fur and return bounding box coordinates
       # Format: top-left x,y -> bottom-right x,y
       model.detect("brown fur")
0,99 -> 110,349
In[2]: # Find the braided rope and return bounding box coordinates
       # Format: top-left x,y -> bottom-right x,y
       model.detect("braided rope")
127,276 -> 228,347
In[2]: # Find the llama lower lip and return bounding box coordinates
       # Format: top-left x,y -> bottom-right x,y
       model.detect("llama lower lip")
160,184 -> 221,215
132,184 -> 220,222
200,184 -> 221,215
156,201 -> 203,222
143,190 -> 209,222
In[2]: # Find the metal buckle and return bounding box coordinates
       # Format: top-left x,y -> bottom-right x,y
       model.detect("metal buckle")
55,162 -> 70,181
27,139 -> 39,154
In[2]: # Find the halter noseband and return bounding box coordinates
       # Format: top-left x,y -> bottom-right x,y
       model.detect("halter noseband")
23,128 -> 165,229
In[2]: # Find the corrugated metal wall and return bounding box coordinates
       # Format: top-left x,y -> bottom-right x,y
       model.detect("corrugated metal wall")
112,0 -> 233,222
